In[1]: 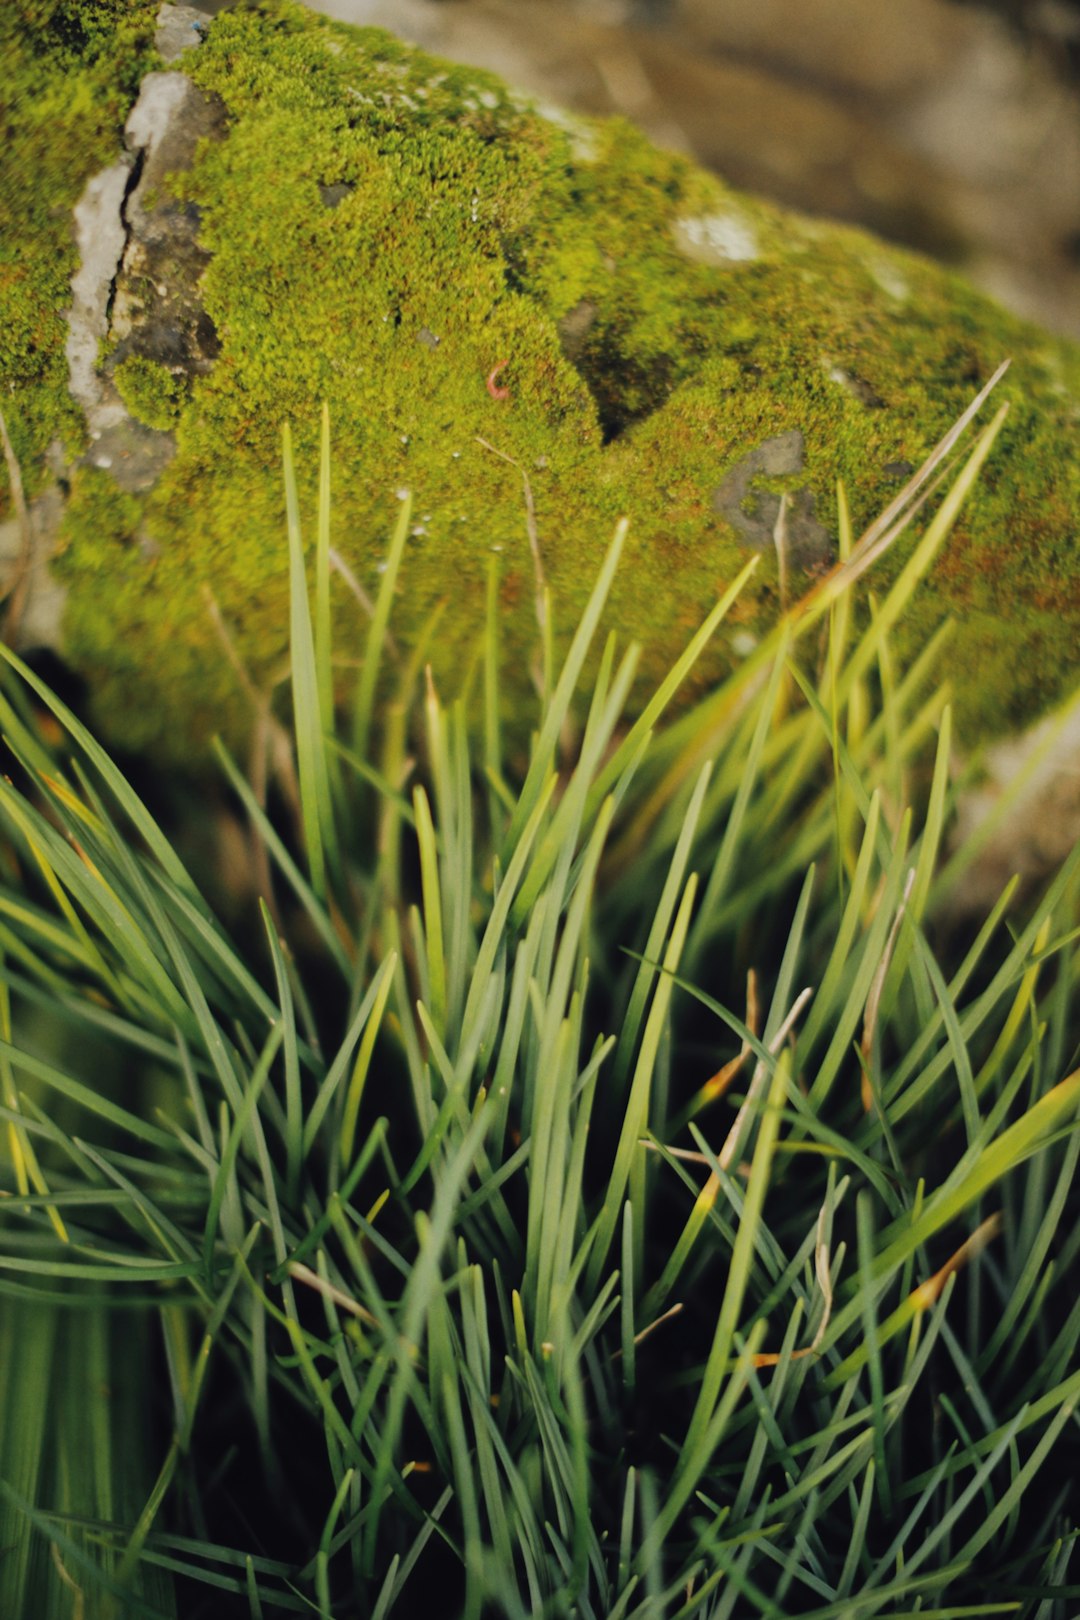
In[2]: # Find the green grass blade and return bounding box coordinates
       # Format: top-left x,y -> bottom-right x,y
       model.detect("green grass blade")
283,422 -> 334,898
353,490 -> 412,763
503,518 -> 627,858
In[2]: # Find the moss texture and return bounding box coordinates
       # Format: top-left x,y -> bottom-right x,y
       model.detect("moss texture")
0,1 -> 159,493
113,353 -> 190,431
3,0 -> 1079,757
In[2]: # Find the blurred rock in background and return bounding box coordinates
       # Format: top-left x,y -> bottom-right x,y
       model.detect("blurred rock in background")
295,0 -> 1080,338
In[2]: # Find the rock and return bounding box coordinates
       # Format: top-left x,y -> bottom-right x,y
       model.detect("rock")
948,696 -> 1080,913
0,0 -> 1078,763
302,0 -> 1080,341
711,431 -> 832,571
154,3 -> 211,64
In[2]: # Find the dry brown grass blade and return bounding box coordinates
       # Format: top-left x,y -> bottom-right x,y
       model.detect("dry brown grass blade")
697,968 -> 759,1108
753,1202 -> 835,1368
908,1211 -> 1003,1312
287,1260 -> 380,1328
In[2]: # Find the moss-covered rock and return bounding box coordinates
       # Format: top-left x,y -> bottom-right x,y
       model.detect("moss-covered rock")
2,0 -> 1078,758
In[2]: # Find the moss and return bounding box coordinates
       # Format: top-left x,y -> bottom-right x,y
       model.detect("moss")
5,0 -> 1079,757
0,1 -> 158,509
113,355 -> 188,431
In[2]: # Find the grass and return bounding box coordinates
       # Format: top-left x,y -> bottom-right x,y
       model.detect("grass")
0,376 -> 1077,1618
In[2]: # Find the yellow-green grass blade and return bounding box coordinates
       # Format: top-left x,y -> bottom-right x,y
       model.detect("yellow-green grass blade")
201,1022 -> 283,1278
0,1299 -> 177,1617
611,759 -> 712,1093
353,488 -> 412,763
885,842 -> 1080,1122
0,642 -> 208,915
0,951 -> 66,1242
258,901 -> 302,1196
459,771 -> 558,1053
806,813 -> 914,1111
503,517 -> 627,859
0,781 -> 193,1030
687,627 -> 792,962
835,404 -> 1009,710
0,1038 -> 177,1151
338,952 -> 399,1166
584,556 -> 759,826
798,791 -> 882,1055
412,785 -> 447,1034
678,1048 -> 790,1466
315,403 -> 334,745
826,1066 -> 1080,1374
638,1321 -> 767,1572
511,632 -> 635,928
213,738 -> 352,978
282,423 -> 335,899
586,870 -> 697,1296
979,1110 -> 1080,1373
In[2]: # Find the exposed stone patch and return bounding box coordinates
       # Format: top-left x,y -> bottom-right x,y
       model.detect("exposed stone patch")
319,181 -> 355,208
64,161 -> 181,491
65,152 -> 183,493
948,700 -> 1080,911
712,430 -> 833,569
65,164 -> 131,435
867,258 -> 910,302
672,211 -> 758,264
155,3 -> 211,65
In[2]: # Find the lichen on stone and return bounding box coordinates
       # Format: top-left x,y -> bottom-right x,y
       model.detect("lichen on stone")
2,0 -> 1078,758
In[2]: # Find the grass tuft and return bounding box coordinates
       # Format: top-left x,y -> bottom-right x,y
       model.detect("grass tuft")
0,378 -> 1077,1617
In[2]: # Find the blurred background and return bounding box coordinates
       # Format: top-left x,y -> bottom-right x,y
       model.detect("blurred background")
270,0 -> 1080,339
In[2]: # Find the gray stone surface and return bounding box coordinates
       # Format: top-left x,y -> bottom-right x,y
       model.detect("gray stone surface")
65,163 -> 130,434
155,3 -> 212,64
712,432 -> 832,570
949,701 -> 1080,912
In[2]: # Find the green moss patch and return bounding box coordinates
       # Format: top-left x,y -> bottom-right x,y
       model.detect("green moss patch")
3,0 -> 1078,756
113,354 -> 189,431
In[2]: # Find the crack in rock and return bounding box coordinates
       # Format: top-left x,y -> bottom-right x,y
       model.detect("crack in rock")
63,5 -> 221,497
18,3 -> 223,651
111,69 -> 225,384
